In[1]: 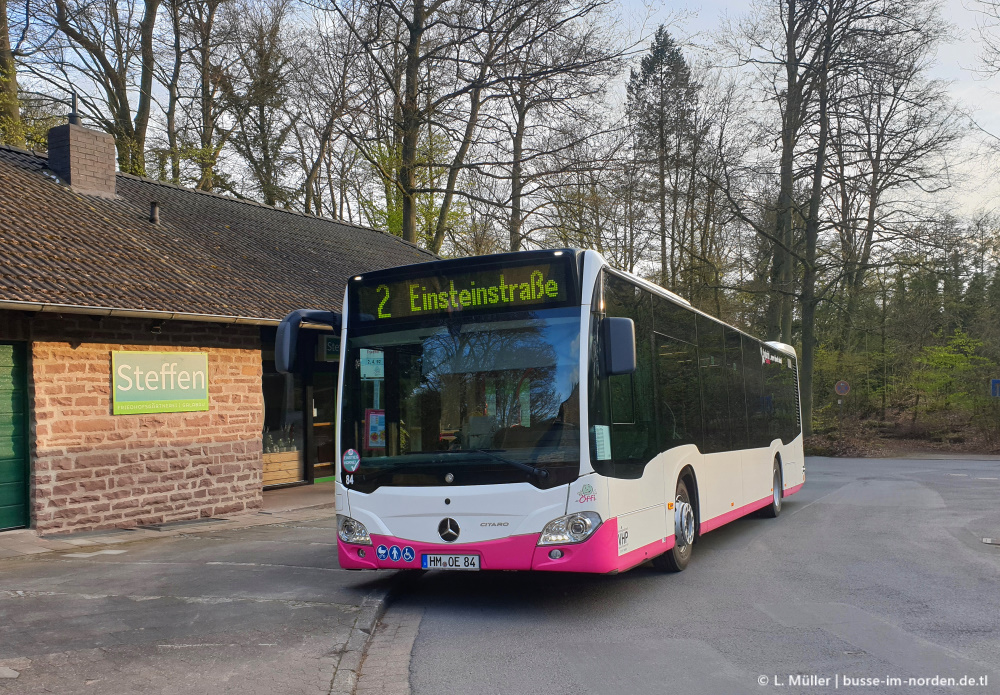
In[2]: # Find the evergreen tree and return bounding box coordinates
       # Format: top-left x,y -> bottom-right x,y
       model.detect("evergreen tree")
626,26 -> 696,290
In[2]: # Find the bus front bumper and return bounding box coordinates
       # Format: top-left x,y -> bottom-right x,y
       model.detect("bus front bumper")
337,519 -> 675,574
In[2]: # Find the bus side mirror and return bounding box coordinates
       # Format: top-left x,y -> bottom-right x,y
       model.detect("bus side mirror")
276,309 -> 342,373
602,317 -> 636,376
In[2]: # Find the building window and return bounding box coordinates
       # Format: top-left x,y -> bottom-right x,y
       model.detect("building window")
261,328 -> 305,486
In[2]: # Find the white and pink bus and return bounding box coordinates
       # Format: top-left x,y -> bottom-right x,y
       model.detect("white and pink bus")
278,249 -> 804,573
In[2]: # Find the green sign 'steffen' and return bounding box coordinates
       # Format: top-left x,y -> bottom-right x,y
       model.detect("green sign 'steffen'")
112,352 -> 209,415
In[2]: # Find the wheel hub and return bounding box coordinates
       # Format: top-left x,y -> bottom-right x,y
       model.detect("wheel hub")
675,498 -> 695,546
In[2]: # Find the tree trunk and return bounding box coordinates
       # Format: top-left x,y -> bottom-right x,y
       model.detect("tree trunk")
433,75 -> 487,255
132,0 -> 161,176
195,1 -> 220,191
508,102 -> 526,253
398,0 -> 424,244
0,0 -> 23,147
658,111 -> 667,287
165,0 -> 182,183
304,117 -> 335,216
770,0 -> 804,342
671,132 -> 682,293
799,6 -> 833,439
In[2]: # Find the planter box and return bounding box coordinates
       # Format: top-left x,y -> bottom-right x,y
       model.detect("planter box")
263,450 -> 302,486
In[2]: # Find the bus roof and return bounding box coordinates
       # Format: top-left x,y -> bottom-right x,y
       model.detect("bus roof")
349,248 -> 799,361
593,251 -> 798,360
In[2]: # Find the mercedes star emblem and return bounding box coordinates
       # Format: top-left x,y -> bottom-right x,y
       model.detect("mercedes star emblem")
438,517 -> 460,542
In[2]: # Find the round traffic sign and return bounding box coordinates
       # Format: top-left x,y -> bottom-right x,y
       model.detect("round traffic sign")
835,381 -> 850,396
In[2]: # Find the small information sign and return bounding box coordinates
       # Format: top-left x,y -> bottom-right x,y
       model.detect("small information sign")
991,380 -> 1000,398
360,349 -> 384,379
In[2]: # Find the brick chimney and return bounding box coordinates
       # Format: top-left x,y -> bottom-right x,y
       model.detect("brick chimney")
47,109 -> 117,199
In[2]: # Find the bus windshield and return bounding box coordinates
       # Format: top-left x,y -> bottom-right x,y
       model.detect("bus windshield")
341,307 -> 581,491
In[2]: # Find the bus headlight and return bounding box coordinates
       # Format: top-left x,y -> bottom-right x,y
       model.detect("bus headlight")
337,514 -> 372,545
538,512 -> 602,545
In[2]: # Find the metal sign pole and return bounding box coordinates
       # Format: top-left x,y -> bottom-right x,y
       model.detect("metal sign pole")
835,381 -> 850,433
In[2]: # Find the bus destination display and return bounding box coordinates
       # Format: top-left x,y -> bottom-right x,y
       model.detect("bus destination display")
356,262 -> 570,321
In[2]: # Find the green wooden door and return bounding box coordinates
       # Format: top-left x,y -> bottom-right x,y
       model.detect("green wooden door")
0,343 -> 28,531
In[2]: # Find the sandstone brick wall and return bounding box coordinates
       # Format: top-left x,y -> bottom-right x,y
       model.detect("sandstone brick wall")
1,312 -> 266,534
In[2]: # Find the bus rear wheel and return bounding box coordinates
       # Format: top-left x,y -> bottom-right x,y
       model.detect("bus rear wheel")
762,458 -> 782,518
653,478 -> 695,572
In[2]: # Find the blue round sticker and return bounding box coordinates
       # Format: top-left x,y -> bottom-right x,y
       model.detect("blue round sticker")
343,449 -> 361,473
402,547 -> 415,562
376,545 -> 389,560
388,545 -> 402,562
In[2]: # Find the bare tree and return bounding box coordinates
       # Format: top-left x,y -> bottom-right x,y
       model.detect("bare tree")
24,0 -> 162,173
292,9 -> 363,216
224,0 -> 299,205
153,0 -> 183,182
491,0 -> 620,252
827,20 -> 959,350
178,0 -> 238,191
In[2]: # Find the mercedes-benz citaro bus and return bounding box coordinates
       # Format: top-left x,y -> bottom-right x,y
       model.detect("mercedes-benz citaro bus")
276,249 -> 804,574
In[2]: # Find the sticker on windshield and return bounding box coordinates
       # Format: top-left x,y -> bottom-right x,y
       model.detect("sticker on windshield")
593,425 -> 611,461
343,449 -> 361,472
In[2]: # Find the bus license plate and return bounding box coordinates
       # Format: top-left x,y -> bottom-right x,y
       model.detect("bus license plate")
421,554 -> 480,570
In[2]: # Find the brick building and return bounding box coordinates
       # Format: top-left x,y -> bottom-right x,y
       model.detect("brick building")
0,119 -> 434,535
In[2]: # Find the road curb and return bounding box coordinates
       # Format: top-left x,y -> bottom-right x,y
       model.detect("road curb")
328,573 -> 409,695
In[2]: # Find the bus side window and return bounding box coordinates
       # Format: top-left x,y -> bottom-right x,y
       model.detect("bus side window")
603,272 -> 656,474
774,355 -> 799,442
697,314 -> 730,453
761,349 -> 786,443
654,292 -> 696,344
610,374 -> 635,424
725,328 -> 749,451
653,295 -> 702,453
742,335 -> 769,448
656,333 -> 702,450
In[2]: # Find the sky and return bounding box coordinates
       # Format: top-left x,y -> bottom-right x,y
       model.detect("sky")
620,0 -> 1000,216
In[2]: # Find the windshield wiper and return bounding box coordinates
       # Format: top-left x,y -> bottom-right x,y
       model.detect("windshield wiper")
476,449 -> 549,480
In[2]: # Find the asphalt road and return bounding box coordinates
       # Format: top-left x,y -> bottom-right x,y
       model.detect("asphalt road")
381,457 -> 1000,695
0,515 -> 392,695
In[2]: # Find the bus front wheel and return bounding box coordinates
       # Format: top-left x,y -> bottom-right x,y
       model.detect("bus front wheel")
653,478 -> 695,572
762,458 -> 782,518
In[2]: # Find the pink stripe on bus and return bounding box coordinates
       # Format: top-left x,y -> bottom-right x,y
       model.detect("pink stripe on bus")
338,519 -> 678,574
699,494 -> 774,534
338,532 -> 541,571
785,482 -> 803,497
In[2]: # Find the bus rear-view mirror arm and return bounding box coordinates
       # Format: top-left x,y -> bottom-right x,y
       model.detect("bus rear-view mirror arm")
602,316 -> 636,376
276,309 -> 342,374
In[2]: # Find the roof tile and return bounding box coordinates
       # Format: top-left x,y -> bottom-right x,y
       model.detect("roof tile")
0,145 -> 435,320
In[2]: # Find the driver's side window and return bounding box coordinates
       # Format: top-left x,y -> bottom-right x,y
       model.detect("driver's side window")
603,272 -> 657,475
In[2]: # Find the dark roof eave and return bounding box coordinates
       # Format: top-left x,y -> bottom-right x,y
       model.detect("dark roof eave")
0,300 -> 282,326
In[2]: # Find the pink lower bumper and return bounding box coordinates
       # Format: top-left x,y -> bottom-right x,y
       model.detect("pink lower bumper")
337,519 -> 675,574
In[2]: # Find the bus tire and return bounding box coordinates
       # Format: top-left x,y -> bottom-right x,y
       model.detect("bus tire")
762,458 -> 782,518
653,478 -> 694,572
